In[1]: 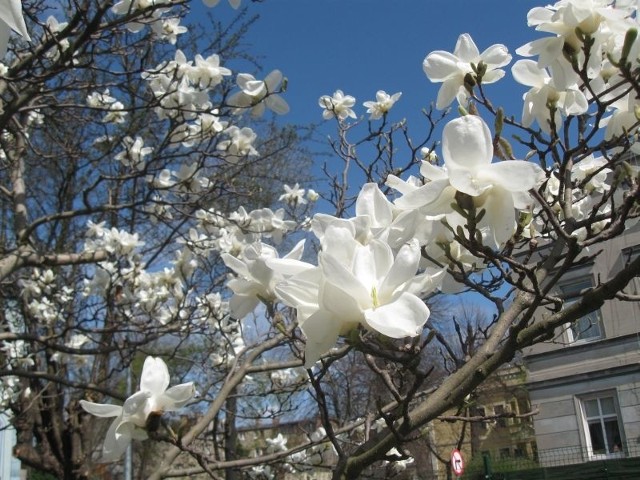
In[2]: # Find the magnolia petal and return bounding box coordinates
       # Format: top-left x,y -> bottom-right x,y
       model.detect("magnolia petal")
423,50 -> 460,81
512,190 -> 536,210
386,209 -> 419,249
266,257 -> 313,276
311,213 -> 354,239
480,161 -> 545,192
454,33 -> 480,63
274,270 -> 322,323
283,239 -> 306,261
237,74 -> 266,97
419,161 -> 448,182
300,310 -> 343,368
351,243 -> 380,290
449,168 -> 492,197
321,251 -> 370,308
421,185 -> 458,215
227,91 -> 253,109
516,37 -> 562,70
266,95 -> 290,115
394,179 -> 450,210
479,186 -> 516,249
140,357 -> 170,395
436,77 -> 461,110
480,43 -> 511,68
405,267 -> 446,297
385,174 -> 417,196
250,102 -> 266,118
379,240 -> 420,300
526,6 -> 554,26
79,400 -> 122,418
226,277 -> 260,296
320,224 -> 361,266
264,70 -> 283,91
512,59 -> 546,88
221,253 -> 251,278
229,294 -> 260,319
122,390 -> 151,418
442,115 -> 493,171
515,41 -> 536,58
319,280 -> 364,323
481,69 -> 505,84
0,0 -> 30,39
356,183 -> 393,228
563,89 -> 588,116
521,90 -> 536,128
99,417 -> 131,463
160,382 -> 196,411
364,292 -> 429,339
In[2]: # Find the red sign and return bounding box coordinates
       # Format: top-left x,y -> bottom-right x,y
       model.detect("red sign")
451,449 -> 464,476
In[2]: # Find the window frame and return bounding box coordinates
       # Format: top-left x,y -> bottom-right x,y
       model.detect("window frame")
578,391 -> 625,460
471,405 -> 488,433
494,404 -> 507,428
558,276 -> 604,344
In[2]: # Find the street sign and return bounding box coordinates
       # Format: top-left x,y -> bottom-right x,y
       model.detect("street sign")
451,449 -> 464,477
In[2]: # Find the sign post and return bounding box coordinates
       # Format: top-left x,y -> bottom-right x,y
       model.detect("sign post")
451,449 -> 464,478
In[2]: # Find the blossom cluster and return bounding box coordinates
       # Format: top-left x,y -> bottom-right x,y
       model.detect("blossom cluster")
80,356 -> 195,462
6,0 -> 640,475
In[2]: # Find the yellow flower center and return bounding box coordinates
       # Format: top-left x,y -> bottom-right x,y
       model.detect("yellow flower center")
371,286 -> 379,309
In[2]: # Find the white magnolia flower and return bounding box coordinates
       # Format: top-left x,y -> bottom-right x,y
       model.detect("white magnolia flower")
604,92 -> 640,154
420,147 -> 438,162
151,17 -> 188,45
275,226 -> 443,367
228,70 -> 289,117
87,89 -> 117,109
80,356 -> 195,462
44,16 -> 70,60
307,189 -> 319,202
217,126 -> 259,161
114,136 -> 153,170
516,1 -> 630,77
423,33 -> 511,109
363,90 -> 402,120
0,0 -> 30,56
102,101 -> 128,124
512,59 -> 588,133
279,183 -> 307,206
319,90 -> 357,120
573,155 -> 612,193
394,115 -> 545,248
221,240 -> 310,319
189,53 -> 231,88
266,433 -> 288,453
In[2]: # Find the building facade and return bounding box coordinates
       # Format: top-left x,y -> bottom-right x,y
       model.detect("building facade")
523,223 -> 640,466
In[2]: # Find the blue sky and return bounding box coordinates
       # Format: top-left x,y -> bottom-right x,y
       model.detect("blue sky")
191,1 -> 546,316
212,0 -> 541,129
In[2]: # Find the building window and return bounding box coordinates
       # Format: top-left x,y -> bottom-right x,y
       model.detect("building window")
494,404 -> 507,428
517,397 -> 532,424
514,443 -> 527,458
560,278 -> 603,343
472,406 -> 487,432
499,447 -> 511,459
580,394 -> 624,458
